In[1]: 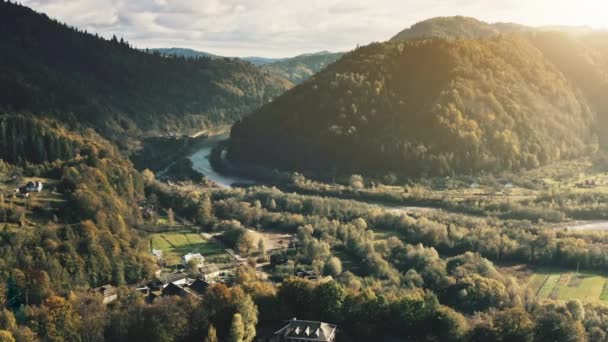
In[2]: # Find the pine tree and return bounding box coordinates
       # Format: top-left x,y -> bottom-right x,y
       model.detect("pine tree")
204,325 -> 218,342
228,313 -> 244,342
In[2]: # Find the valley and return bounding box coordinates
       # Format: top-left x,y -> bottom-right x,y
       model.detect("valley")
3,1 -> 608,341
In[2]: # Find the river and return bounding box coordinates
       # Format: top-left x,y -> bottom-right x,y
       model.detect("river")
188,134 -> 255,188
188,135 -> 608,229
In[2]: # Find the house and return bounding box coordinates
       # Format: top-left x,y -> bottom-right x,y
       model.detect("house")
201,263 -> 221,279
504,182 -> 514,189
151,249 -> 163,261
272,318 -> 337,342
188,278 -> 210,296
159,271 -> 189,287
91,284 -> 118,304
162,283 -> 189,297
182,252 -> 204,268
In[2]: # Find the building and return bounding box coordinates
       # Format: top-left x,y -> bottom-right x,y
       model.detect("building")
182,252 -> 204,268
272,319 -> 337,342
91,284 -> 118,304
159,271 -> 189,287
151,249 -> 163,261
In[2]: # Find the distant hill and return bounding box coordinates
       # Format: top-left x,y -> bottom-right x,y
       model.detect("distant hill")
229,35 -> 602,177
0,1 -> 291,145
149,48 -> 344,84
391,16 -> 530,41
261,51 -> 345,84
242,57 -> 283,66
149,47 -> 221,59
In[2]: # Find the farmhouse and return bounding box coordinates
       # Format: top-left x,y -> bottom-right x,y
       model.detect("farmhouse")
272,318 -> 337,342
91,284 -> 118,304
151,249 -> 163,261
182,252 -> 204,268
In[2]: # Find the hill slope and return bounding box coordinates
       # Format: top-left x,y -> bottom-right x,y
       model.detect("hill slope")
262,51 -> 345,84
228,37 -> 597,177
149,48 -> 344,84
0,1 -> 291,144
391,16 -> 530,41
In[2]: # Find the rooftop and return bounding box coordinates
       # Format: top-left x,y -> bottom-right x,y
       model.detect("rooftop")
274,319 -> 337,342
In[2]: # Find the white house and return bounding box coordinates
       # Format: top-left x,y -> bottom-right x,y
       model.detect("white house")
182,252 -> 204,268
152,249 -> 163,261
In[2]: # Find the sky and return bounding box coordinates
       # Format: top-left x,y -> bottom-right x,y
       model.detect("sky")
20,0 -> 608,58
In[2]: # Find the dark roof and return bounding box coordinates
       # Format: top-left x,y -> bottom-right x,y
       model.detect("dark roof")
274,319 -> 337,342
161,283 -> 188,297
188,279 -> 209,295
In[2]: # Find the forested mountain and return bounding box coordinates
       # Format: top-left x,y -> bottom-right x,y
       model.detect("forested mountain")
149,47 -> 221,59
261,51 -> 345,84
390,16 -> 530,41
229,34 -> 604,177
0,1 -> 291,144
150,48 -> 344,84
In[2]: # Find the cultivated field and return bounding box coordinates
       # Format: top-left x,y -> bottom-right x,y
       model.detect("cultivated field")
525,268 -> 608,302
149,231 -> 231,267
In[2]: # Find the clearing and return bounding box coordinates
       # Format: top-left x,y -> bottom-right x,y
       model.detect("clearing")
149,231 -> 231,268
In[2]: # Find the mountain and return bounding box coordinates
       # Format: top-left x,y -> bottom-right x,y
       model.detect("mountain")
149,47 -> 221,59
0,1 -> 291,145
149,48 -> 344,84
261,51 -> 345,84
242,56 -> 284,66
391,16 -> 530,41
228,35 -> 602,177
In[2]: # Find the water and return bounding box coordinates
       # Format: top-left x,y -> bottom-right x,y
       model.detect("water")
188,134 -> 254,188
564,221 -> 608,231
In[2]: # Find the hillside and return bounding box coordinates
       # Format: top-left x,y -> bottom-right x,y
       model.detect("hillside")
0,1 -> 291,144
391,16 -> 530,41
149,48 -> 343,84
228,36 -> 598,177
149,47 -> 221,59
262,51 -> 345,84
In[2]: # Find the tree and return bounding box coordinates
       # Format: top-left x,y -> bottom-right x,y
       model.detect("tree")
167,208 -> 175,226
37,296 -> 81,342
142,169 -> 155,184
258,239 -> 267,261
492,307 -> 534,342
204,325 -> 218,342
324,257 -> 343,276
349,175 -> 364,189
534,307 -> 586,342
0,331 -> 14,342
228,313 -> 244,342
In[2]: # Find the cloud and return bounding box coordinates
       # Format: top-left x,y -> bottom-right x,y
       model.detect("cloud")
20,0 -> 608,57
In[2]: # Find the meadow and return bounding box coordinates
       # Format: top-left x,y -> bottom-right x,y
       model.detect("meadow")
149,231 -> 231,268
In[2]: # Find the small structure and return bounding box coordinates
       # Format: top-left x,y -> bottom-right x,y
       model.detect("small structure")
182,252 -> 204,268
504,182 -> 514,189
162,283 -> 190,298
201,263 -> 221,279
159,271 -> 189,287
91,284 -> 118,304
151,249 -> 163,261
16,181 -> 43,194
188,278 -> 210,296
272,318 -> 337,342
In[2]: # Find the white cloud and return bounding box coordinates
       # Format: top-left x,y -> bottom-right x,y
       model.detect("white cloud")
20,0 -> 608,57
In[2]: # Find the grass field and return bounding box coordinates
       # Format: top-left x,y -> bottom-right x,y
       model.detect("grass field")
526,268 -> 608,302
149,231 -> 231,267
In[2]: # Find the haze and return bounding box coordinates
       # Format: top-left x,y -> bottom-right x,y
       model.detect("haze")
19,0 -> 608,57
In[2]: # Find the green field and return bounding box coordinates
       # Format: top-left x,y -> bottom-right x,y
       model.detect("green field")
149,231 -> 230,267
527,268 -> 608,302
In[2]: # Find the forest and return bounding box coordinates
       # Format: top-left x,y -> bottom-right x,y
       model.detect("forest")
229,29 -> 608,178
4,2 -> 608,341
0,1 -> 290,145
